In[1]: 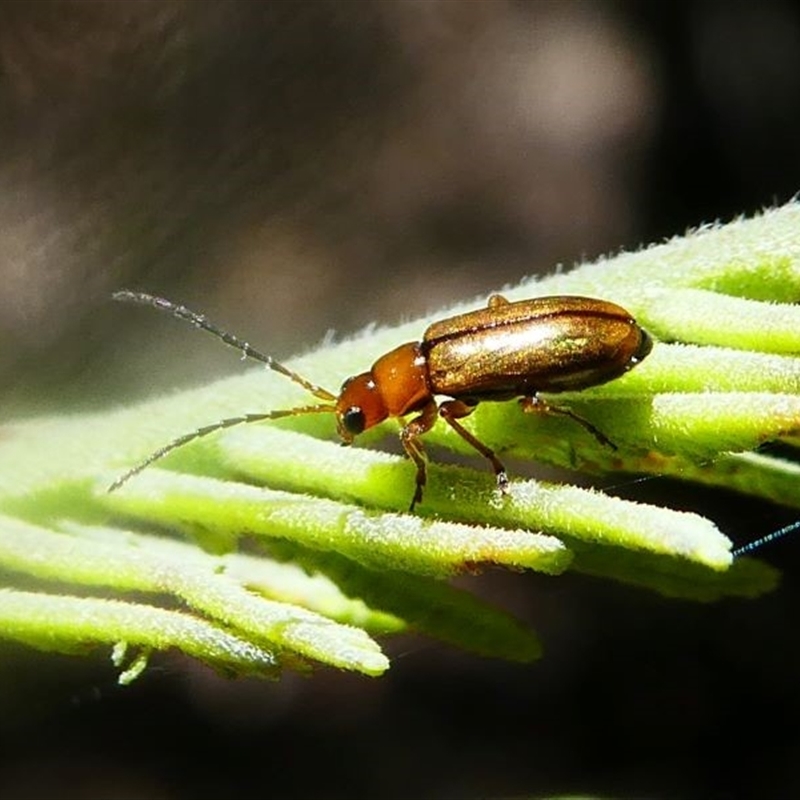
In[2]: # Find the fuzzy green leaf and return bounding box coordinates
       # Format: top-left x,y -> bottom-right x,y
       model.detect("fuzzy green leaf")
3,201 -> 800,676
0,589 -> 281,682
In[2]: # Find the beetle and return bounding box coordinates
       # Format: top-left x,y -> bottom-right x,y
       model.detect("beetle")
110,291 -> 652,510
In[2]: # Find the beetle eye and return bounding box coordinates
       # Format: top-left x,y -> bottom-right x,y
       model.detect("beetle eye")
341,407 -> 366,436
633,329 -> 654,364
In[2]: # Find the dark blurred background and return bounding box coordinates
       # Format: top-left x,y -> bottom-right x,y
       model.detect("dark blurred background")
2,1 -> 800,797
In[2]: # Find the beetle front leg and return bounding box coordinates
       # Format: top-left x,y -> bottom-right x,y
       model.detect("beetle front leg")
399,400 -> 439,511
438,400 -> 509,494
520,395 -> 617,450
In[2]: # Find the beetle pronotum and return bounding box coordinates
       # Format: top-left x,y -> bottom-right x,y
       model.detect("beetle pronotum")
110,291 -> 652,510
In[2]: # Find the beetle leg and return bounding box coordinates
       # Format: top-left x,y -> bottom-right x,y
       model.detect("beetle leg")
438,400 -> 509,494
520,395 -> 617,451
487,294 -> 509,308
400,400 -> 439,511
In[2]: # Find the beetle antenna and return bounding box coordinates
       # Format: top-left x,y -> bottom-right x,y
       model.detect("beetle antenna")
113,290 -> 337,402
108,404 -> 335,492
732,520 -> 800,558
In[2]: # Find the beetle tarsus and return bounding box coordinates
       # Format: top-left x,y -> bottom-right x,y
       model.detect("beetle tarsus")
409,482 -> 424,512
496,470 -> 509,493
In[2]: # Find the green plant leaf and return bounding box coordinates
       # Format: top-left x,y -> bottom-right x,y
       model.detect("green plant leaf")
3,201 -> 800,678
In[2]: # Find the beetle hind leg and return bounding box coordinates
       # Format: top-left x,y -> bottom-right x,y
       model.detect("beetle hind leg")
520,395 -> 617,450
487,294 -> 509,309
438,400 -> 509,494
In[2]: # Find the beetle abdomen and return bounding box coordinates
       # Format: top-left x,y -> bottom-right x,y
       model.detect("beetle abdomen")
423,296 -> 651,399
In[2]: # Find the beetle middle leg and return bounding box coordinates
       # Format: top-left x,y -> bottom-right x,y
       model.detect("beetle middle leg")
520,395 -> 617,450
438,399 -> 509,494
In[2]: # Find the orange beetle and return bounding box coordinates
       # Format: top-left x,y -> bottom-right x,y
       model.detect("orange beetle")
111,291 -> 652,509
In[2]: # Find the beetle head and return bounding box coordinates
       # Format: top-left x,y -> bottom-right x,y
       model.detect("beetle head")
335,372 -> 388,443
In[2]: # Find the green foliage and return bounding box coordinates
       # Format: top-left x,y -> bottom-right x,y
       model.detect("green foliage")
4,201 -> 800,679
